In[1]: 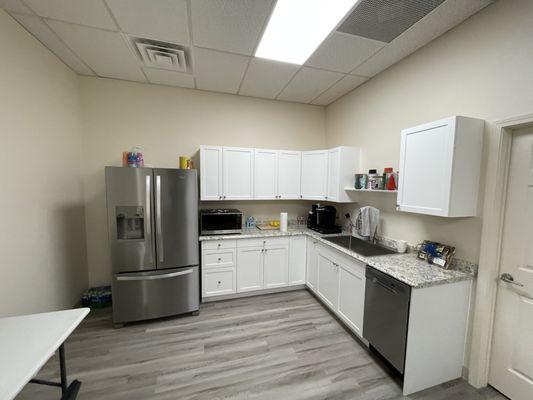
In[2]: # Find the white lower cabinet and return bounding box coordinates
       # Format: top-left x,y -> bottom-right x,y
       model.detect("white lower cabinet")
203,267 -> 236,297
289,236 -> 306,285
237,247 -> 264,292
317,251 -> 339,309
263,245 -> 289,289
306,239 -> 319,291
338,262 -> 365,336
314,245 -> 366,337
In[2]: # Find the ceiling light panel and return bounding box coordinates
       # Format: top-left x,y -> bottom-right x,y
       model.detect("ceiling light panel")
255,0 -> 359,65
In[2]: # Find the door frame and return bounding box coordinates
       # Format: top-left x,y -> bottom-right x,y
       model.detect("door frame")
469,112 -> 533,388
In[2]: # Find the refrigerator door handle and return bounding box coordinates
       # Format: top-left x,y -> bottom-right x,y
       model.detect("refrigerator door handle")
116,269 -> 193,281
145,174 -> 153,265
156,175 -> 164,263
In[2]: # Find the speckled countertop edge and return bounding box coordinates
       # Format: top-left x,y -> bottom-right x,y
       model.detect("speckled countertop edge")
199,228 -> 476,289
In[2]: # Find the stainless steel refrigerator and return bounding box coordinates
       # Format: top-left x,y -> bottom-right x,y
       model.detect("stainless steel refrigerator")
105,167 -> 199,324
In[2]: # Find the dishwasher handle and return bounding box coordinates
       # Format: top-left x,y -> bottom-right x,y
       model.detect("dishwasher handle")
366,266 -> 411,299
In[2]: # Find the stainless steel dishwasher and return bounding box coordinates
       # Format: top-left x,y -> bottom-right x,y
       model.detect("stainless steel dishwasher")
363,266 -> 411,374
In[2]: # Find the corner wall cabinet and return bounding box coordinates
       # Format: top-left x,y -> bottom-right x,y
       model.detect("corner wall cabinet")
396,116 -> 484,217
200,145 -> 360,202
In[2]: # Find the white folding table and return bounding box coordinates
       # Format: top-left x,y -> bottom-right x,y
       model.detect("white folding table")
0,308 -> 89,400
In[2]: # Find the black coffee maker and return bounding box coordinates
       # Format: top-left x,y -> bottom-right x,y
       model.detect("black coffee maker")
307,204 -> 341,234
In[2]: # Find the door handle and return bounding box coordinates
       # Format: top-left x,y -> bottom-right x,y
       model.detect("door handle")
145,175 -> 153,265
156,175 -> 163,263
116,269 -> 193,281
500,273 -> 524,287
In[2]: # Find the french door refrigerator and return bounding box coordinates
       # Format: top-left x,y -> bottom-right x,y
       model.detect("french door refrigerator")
105,167 -> 199,324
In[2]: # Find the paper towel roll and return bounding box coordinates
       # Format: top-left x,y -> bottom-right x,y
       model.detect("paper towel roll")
280,212 -> 288,232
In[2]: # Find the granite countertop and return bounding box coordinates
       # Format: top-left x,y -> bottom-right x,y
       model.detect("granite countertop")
199,227 -> 476,289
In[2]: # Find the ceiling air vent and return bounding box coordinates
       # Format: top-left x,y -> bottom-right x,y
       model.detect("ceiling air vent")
337,0 -> 446,43
131,37 -> 191,73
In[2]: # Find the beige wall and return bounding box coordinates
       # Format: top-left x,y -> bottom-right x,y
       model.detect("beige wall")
79,77 -> 326,286
325,0 -> 533,263
0,10 -> 87,316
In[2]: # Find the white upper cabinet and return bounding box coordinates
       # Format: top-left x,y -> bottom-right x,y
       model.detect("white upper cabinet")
254,149 -> 278,200
301,150 -> 328,200
327,146 -> 361,203
397,116 -> 483,217
200,145 -> 223,200
222,147 -> 254,200
277,150 -> 301,200
200,145 -> 359,202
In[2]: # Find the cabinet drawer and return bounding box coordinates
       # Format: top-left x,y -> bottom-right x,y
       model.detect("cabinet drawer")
202,249 -> 236,269
202,239 -> 237,250
237,237 -> 289,248
202,267 -> 236,297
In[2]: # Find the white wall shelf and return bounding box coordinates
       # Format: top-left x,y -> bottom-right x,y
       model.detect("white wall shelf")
344,187 -> 398,193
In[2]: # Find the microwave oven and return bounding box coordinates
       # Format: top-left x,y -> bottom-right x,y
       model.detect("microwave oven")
199,209 -> 243,235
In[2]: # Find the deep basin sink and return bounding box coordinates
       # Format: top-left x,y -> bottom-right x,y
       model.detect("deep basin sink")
323,235 -> 397,257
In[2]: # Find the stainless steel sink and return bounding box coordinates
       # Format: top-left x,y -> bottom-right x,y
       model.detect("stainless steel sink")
323,235 -> 397,257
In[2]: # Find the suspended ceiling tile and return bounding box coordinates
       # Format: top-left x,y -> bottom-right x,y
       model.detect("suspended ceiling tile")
311,74 -> 368,106
10,13 -> 93,75
0,0 -> 33,14
194,47 -> 249,94
239,58 -> 299,99
143,67 -> 195,88
277,67 -> 344,104
106,0 -> 189,44
191,0 -> 274,55
352,0 -> 493,77
47,20 -> 145,82
24,0 -> 117,30
305,32 -> 384,73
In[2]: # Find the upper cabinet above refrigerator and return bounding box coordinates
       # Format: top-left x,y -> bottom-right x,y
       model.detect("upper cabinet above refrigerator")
396,116 -> 484,217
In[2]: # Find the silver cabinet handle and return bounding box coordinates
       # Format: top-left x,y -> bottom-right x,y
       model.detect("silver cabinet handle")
117,269 -> 193,281
500,273 -> 524,287
156,175 -> 163,263
145,175 -> 153,265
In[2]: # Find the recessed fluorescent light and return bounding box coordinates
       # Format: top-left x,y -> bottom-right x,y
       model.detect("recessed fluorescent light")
255,0 -> 358,65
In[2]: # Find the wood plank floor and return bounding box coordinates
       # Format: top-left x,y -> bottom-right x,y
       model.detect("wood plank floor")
16,290 -> 506,400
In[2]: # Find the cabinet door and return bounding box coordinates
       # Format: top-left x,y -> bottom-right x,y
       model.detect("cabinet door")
338,263 -> 365,336
254,149 -> 278,200
203,267 -> 236,297
327,148 -> 340,201
223,147 -> 254,200
397,121 -> 453,216
200,146 -> 222,200
301,150 -> 328,200
306,239 -> 318,291
264,246 -> 289,289
237,247 -> 264,292
289,236 -> 306,285
278,150 -> 301,200
317,252 -> 339,309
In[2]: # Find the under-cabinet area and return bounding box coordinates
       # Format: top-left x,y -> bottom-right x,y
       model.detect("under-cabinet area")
200,229 -> 473,396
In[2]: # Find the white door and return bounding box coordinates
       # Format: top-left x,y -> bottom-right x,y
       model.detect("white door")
306,239 -> 318,291
397,122 -> 453,215
200,145 -> 222,200
327,148 -> 340,201
254,149 -> 278,200
289,235 -> 306,285
237,247 -> 264,292
278,150 -> 301,200
338,263 -> 365,336
263,246 -> 289,289
489,128 -> 533,400
301,150 -> 328,200
317,252 -> 339,309
222,147 -> 254,200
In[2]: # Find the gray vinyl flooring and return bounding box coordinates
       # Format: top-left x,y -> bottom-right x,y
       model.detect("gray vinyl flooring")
16,290 -> 506,400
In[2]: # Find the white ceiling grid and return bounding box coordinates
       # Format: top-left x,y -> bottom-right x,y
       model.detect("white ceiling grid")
0,0 -> 493,105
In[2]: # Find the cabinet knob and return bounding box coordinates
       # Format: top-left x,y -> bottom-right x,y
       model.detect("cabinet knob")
217,280 -> 221,285
218,257 -> 221,262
